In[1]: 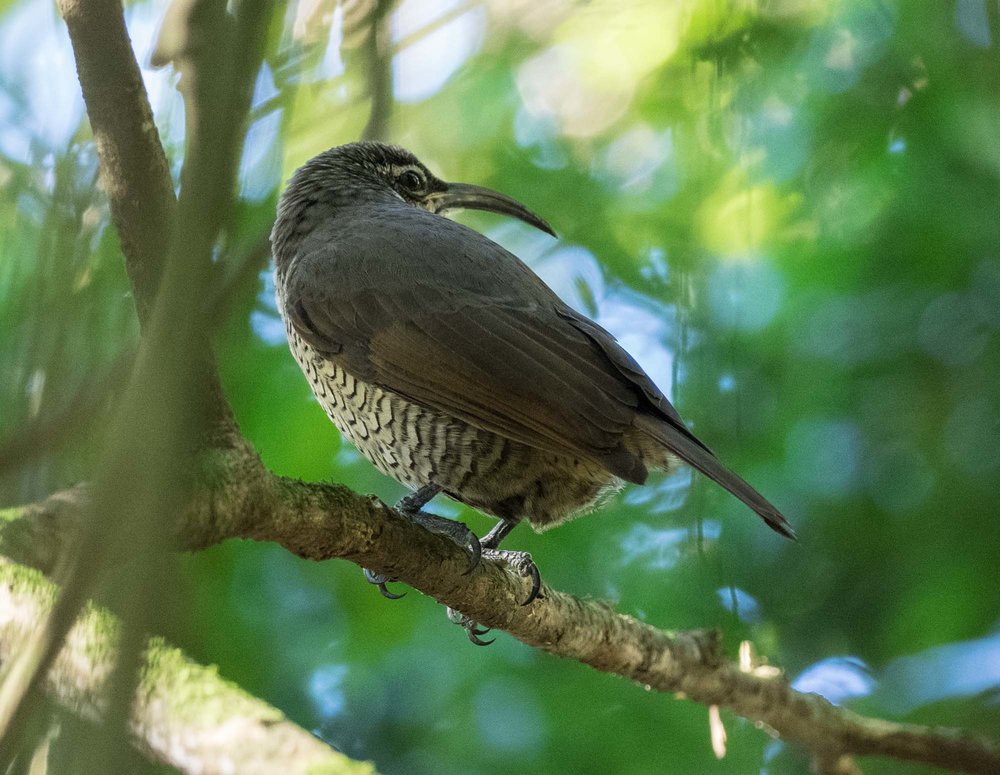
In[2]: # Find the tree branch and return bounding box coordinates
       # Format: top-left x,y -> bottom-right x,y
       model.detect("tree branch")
59,0 -> 176,329
8,0 -> 272,770
5,453 -> 999,775
0,557 -> 377,775
30,0 -> 1000,773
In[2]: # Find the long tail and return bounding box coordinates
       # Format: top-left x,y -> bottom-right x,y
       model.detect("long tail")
635,415 -> 796,540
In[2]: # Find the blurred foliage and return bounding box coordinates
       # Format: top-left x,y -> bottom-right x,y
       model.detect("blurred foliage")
1,0 -> 1000,772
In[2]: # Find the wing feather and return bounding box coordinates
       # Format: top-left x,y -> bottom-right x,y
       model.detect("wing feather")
282,206 -> 650,481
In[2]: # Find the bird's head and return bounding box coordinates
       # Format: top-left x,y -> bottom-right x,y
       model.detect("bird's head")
275,141 -> 556,240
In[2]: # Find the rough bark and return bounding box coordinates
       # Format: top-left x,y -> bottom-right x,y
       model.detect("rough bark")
59,0 -> 176,329
4,462 -> 999,775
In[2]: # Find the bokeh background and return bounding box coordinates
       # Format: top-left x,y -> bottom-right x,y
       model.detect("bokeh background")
2,0 -> 999,772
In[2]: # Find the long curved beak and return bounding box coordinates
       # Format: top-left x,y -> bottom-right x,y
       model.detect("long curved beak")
427,182 -> 556,237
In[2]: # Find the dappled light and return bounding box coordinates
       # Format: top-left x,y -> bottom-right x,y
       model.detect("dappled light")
392,0 -> 486,103
792,657 -> 876,706
877,630 -> 1000,714
1,0 -> 999,772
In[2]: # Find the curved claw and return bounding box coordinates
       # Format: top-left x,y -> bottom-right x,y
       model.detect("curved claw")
447,607 -> 495,645
363,568 -> 405,600
481,549 -> 543,606
463,531 -> 482,575
378,582 -> 405,600
521,561 -> 541,606
468,630 -> 495,647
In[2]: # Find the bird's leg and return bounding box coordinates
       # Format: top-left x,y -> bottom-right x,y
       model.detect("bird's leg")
397,483 -> 443,514
399,486 -> 482,573
363,484 -> 482,599
447,517 -> 542,646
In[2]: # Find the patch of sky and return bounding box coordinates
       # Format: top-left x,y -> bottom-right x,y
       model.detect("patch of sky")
745,96 -> 808,182
875,629 -> 1000,714
599,580 -> 621,607
319,4 -> 346,81
14,190 -> 45,222
0,92 -> 30,164
516,43 -> 632,138
308,663 -> 349,721
239,67 -> 283,201
595,124 -> 678,201
618,519 -> 719,571
530,244 -> 605,315
391,0 -> 486,103
513,106 -> 567,169
483,218 -> 559,271
597,288 -> 676,399
763,739 -> 785,765
126,0 -> 186,151
624,468 -> 692,515
716,587 -> 762,624
334,445 -> 363,467
424,495 -> 462,518
639,246 -> 670,284
250,311 -> 286,346
251,269 -> 287,346
792,656 -> 876,705
0,2 -> 83,161
252,63 -> 280,111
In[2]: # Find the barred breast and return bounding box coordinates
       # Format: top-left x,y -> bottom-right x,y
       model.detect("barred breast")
284,323 -> 623,530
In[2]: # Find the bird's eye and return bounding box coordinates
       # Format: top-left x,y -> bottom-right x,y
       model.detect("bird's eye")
398,170 -> 424,191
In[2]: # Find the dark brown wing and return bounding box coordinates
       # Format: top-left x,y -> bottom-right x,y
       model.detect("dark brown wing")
558,311 -> 712,454
283,206 -> 650,482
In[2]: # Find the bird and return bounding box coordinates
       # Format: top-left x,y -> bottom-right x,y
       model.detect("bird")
271,141 -> 794,643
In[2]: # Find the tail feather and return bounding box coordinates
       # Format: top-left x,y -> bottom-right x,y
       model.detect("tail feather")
635,415 -> 796,540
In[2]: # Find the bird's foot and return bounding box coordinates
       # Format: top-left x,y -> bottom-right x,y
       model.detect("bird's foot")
363,568 -> 405,599
444,547 -> 542,647
446,608 -> 495,646
483,547 -> 542,606
478,518 -> 541,606
362,484 -> 481,599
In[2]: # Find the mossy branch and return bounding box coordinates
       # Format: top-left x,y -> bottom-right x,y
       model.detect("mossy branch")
5,461 -> 1000,775
0,556 -> 377,775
